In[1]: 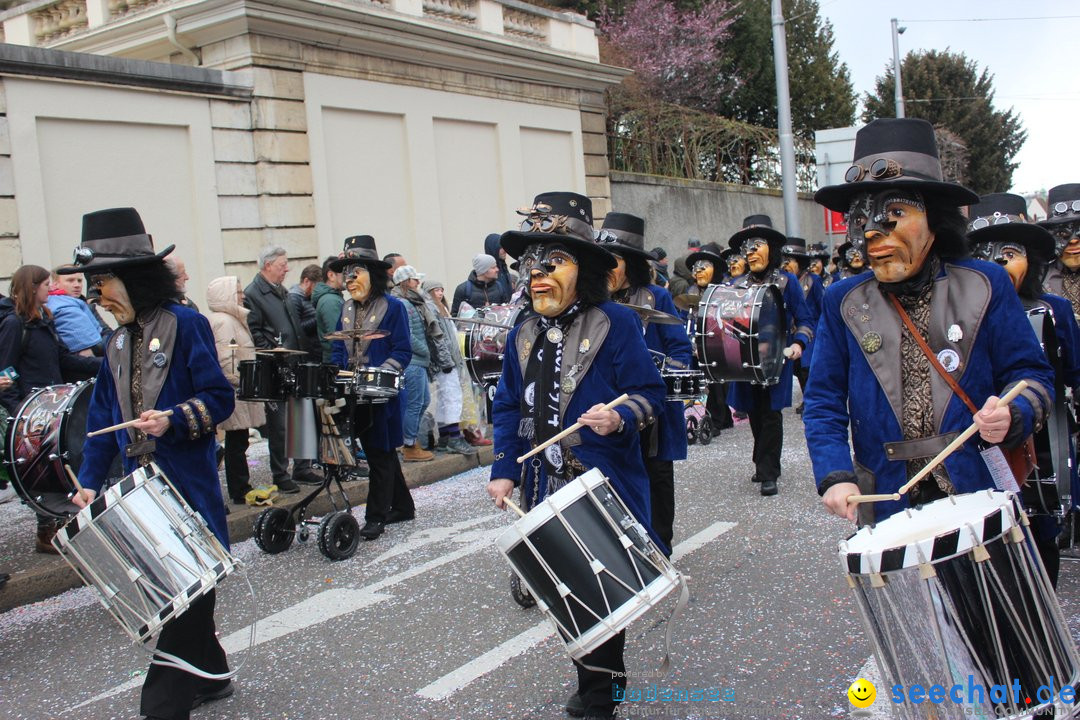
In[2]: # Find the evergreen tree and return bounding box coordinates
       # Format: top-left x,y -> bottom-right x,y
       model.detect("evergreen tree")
863,50 -> 1026,194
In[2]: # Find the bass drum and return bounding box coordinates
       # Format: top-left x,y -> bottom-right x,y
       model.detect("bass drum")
694,284 -> 786,385
464,304 -> 524,387
4,381 -> 93,517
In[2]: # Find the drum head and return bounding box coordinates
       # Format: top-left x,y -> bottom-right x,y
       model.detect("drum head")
842,491 -> 1019,574
697,284 -> 786,384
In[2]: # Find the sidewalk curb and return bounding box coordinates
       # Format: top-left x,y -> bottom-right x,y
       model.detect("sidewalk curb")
0,447 -> 492,614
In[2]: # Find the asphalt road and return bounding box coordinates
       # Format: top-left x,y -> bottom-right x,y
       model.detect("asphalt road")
3,411 -> 1080,720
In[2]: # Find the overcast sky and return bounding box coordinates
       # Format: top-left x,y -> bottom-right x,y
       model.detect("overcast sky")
817,0 -> 1079,196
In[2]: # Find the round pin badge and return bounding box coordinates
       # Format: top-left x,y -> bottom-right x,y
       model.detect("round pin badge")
546,327 -> 564,344
937,348 -> 960,373
152,352 -> 167,368
860,331 -> 883,354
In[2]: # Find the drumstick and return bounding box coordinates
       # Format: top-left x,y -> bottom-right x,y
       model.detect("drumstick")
63,464 -> 90,505
502,497 -> 527,518
515,393 -> 630,464
847,380 -> 1029,504
87,410 -> 174,437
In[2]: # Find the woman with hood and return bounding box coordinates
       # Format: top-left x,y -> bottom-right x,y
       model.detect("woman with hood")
206,275 -> 266,504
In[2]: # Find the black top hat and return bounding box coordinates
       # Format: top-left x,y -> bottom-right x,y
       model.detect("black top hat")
1039,184 -> 1080,228
597,212 -> 653,262
815,118 -> 979,212
781,236 -> 809,258
807,242 -> 830,261
686,241 -> 725,268
500,191 -> 615,270
328,235 -> 391,273
967,193 -> 1053,258
836,241 -> 867,267
728,214 -> 786,252
60,207 -> 173,275
719,247 -> 744,265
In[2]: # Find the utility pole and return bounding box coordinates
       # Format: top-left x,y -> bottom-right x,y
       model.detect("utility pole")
772,0 -> 799,237
891,18 -> 906,118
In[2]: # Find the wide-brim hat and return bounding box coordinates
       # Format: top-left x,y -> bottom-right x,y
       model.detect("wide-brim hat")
500,191 -> 615,270
1039,183 -> 1080,228
807,243 -> 830,261
781,236 -> 809,258
60,207 -> 173,275
686,241 -> 725,268
815,118 -> 979,213
328,235 -> 391,273
728,214 -> 786,252
597,212 -> 653,262
967,193 -> 1054,258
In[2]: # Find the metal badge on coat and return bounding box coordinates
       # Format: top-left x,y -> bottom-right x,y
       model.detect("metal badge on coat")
546,327 -> 564,344
860,331 -> 883,354
947,324 -> 963,342
937,349 -> 960,373
152,352 -> 168,368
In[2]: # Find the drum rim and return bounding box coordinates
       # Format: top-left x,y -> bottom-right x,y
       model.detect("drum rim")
841,490 -> 1020,574
495,469 -> 606,550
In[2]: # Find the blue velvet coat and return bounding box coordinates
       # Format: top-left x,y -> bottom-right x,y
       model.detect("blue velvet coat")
728,270 -> 813,412
331,294 -> 412,451
490,301 -> 668,552
798,272 -> 824,367
804,260 -> 1055,522
642,285 -> 693,461
79,303 -> 236,547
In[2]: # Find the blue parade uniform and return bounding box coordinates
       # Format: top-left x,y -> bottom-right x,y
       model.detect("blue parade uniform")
331,295 -> 412,451
78,303 -> 235,546
1037,292 -> 1080,512
728,270 -> 814,413
804,260 -> 1054,523
798,272 -> 824,368
490,301 -> 668,553
642,285 -> 693,462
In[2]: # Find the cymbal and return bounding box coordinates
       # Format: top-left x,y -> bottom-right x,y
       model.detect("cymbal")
323,329 -> 390,341
624,303 -> 683,325
671,294 -> 701,311
255,347 -> 308,355
452,317 -> 511,329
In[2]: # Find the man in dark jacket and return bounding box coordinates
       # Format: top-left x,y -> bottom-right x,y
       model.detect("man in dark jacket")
287,263 -> 322,360
484,232 -> 515,299
244,246 -> 320,491
451,254 -> 510,315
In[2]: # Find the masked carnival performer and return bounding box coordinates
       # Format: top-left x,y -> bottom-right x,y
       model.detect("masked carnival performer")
835,240 -> 869,281
721,247 -> 747,285
967,192 -> 1080,585
329,235 -> 415,540
726,215 -> 813,496
598,212 -> 693,554
1041,183 -> 1080,320
65,208 -> 237,720
804,118 -> 1054,529
780,237 -> 824,414
485,192 -> 666,720
808,242 -> 832,289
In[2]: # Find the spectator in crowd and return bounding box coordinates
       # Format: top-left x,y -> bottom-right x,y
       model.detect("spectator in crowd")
483,232 -> 515,299
687,237 -> 702,251
651,246 -> 670,287
168,256 -> 199,311
288,263 -> 322,360
206,276 -> 266,504
392,265 -> 453,461
667,254 -> 693,297
384,253 -> 406,282
452,253 -> 511,315
0,264 -> 100,552
423,279 -> 477,455
244,246 -> 322,491
47,265 -> 107,356
313,256 -> 345,364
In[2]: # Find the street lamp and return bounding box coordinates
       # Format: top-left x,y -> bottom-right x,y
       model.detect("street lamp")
891,18 -> 907,118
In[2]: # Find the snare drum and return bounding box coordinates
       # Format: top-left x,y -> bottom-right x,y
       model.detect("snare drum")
660,368 -> 706,401
841,491 -> 1080,719
4,381 -> 92,517
352,366 -> 401,401
238,358 -> 286,401
695,284 -> 786,384
53,463 -> 237,644
464,304 -> 523,387
496,468 -> 681,659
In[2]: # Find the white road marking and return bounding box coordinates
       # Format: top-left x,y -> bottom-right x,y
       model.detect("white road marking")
415,520 -> 738,701
369,514 -> 504,565
64,528 -> 503,713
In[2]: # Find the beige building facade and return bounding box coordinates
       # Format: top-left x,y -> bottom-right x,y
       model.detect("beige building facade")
0,0 -> 624,306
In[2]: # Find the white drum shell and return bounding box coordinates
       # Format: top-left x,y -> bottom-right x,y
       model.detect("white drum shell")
53,464 -> 236,644
496,469 -> 679,659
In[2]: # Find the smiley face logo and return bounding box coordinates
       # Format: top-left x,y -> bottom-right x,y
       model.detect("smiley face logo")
847,678 -> 876,708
